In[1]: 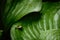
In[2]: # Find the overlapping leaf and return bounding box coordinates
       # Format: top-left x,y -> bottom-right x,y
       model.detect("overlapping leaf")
3,0 -> 42,26
10,2 -> 60,40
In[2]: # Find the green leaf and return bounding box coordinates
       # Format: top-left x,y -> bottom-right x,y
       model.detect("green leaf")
10,2 -> 60,40
3,0 -> 42,26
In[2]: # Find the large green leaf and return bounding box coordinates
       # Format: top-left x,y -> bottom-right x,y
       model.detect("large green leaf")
3,0 -> 42,26
10,2 -> 60,40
